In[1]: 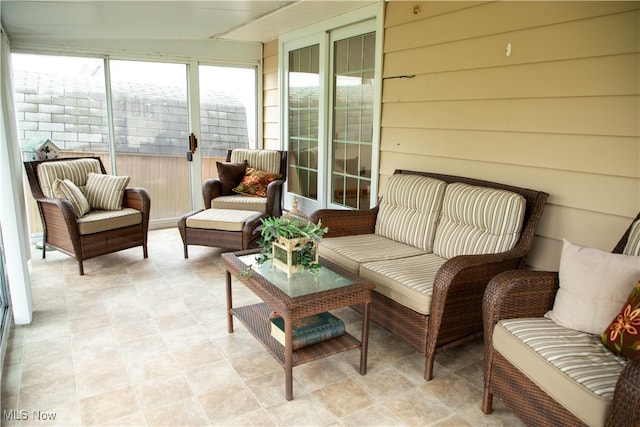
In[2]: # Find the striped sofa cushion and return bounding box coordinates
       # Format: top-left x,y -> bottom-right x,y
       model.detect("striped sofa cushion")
433,183 -> 526,259
230,149 -> 281,175
623,220 -> 640,256
360,253 -> 447,315
375,174 -> 447,252
37,158 -> 102,198
319,234 -> 427,275
494,318 -> 627,426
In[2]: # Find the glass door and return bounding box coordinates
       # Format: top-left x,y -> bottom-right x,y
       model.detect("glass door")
287,44 -> 322,208
108,60 -> 191,224
329,32 -> 375,210
198,64 -> 257,182
13,54 -> 259,230
284,21 -> 378,214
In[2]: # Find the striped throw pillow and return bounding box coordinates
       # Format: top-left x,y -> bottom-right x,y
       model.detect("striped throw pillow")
375,174 -> 447,251
433,183 -> 526,259
85,173 -> 130,211
623,220 -> 640,256
52,178 -> 91,217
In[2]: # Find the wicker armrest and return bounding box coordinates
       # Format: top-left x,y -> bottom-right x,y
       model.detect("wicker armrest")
202,179 -> 223,209
483,270 -> 559,333
310,206 -> 379,237
266,179 -> 285,217
38,197 -> 78,228
122,187 -> 150,213
606,359 -> 640,427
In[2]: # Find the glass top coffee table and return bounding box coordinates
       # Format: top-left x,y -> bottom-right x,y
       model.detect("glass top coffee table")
222,249 -> 374,401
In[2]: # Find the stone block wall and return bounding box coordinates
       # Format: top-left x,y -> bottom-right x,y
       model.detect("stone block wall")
14,70 -> 249,158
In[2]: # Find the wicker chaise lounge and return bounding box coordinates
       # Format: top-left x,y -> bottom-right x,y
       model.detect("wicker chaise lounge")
482,212 -> 640,427
310,169 -> 548,381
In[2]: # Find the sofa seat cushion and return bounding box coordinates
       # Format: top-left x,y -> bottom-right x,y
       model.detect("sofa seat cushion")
359,254 -> 447,315
433,183 -> 526,259
318,234 -> 428,276
76,208 -> 141,235
186,208 -> 262,232
211,195 -> 267,213
37,158 -> 102,198
494,317 -> 627,427
375,174 -> 447,252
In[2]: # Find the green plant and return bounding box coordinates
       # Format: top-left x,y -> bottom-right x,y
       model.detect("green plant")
255,216 -> 328,271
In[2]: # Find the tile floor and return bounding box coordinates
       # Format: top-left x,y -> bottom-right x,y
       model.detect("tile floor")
1,228 -> 523,426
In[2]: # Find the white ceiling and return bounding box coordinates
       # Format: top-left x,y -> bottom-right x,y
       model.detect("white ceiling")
1,1 -> 378,44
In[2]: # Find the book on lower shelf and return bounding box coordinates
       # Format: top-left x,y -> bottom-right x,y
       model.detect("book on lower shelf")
270,311 -> 345,350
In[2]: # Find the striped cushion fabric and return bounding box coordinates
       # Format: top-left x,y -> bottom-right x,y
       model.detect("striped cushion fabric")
84,173 -> 130,211
52,178 -> 91,217
76,208 -> 141,235
230,149 -> 281,175
433,183 -> 526,259
186,208 -> 262,232
37,158 -> 102,198
211,194 -> 267,213
319,234 -> 427,275
360,253 -> 447,315
494,318 -> 627,426
623,220 -> 640,256
375,174 -> 447,251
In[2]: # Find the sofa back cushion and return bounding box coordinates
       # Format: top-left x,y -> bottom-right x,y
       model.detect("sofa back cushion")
230,149 -> 281,175
433,183 -> 526,259
37,158 -> 102,198
375,174 -> 447,252
623,219 -> 640,256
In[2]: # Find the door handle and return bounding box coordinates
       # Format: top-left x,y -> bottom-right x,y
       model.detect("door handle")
187,133 -> 198,161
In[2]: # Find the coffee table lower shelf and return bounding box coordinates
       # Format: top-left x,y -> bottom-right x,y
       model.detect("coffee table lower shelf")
232,302 -> 361,367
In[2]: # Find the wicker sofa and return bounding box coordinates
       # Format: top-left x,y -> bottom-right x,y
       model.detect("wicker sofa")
310,169 -> 548,380
482,212 -> 640,427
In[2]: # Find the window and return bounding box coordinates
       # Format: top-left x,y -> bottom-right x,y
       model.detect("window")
12,53 -> 258,230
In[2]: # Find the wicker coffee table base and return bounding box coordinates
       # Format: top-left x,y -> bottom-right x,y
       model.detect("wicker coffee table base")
224,250 -> 373,401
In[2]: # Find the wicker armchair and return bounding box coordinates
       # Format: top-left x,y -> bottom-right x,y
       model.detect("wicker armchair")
24,157 -> 150,275
178,149 -> 287,256
482,212 -> 640,427
311,169 -> 549,380
203,149 -> 287,217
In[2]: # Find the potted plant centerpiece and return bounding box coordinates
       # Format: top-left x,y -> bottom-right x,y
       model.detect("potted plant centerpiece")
255,208 -> 328,277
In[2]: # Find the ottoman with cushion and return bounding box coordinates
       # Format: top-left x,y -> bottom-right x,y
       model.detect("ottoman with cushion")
178,148 -> 286,257
178,208 -> 266,257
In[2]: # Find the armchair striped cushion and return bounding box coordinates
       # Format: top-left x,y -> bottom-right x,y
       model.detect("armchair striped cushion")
37,158 -> 102,198
230,149 -> 281,175
433,183 -> 526,259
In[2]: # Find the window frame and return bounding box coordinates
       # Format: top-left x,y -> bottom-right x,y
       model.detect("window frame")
279,2 -> 384,212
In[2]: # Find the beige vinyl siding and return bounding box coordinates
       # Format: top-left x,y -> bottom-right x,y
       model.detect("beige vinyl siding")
263,39 -> 280,150
381,1 -> 640,271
